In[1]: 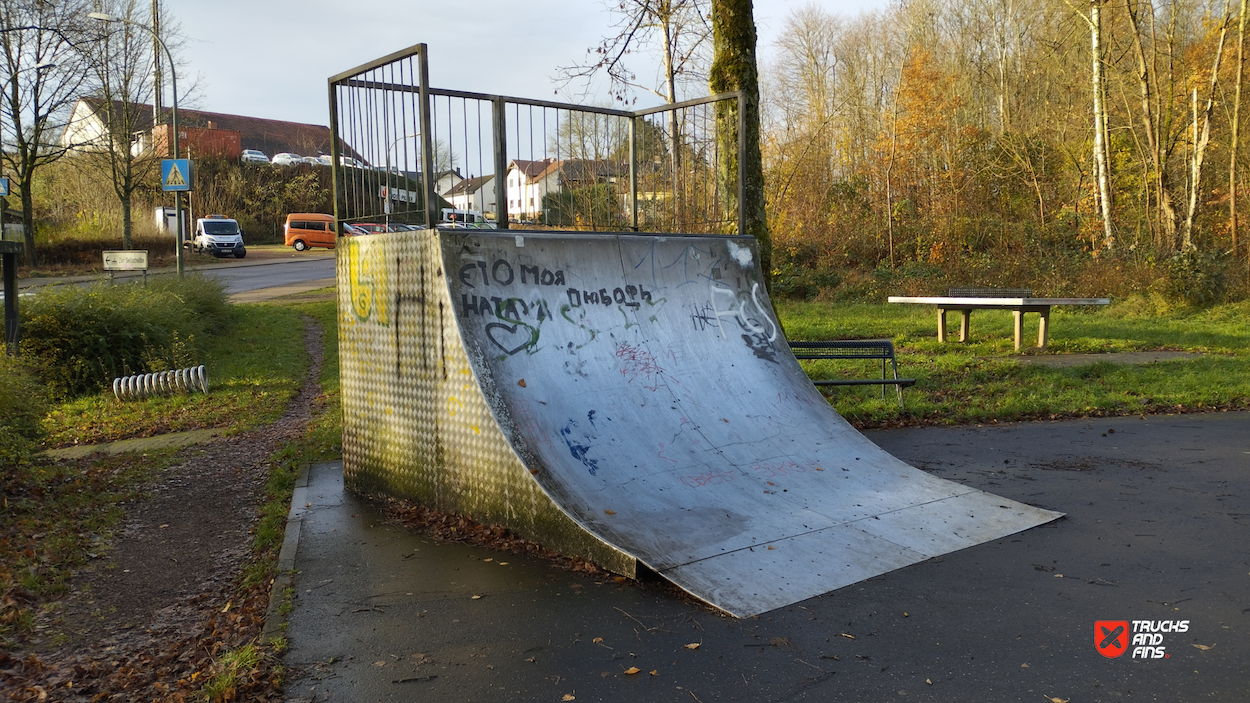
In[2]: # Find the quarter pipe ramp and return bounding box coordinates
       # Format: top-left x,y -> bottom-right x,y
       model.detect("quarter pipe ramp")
338,230 -> 1061,617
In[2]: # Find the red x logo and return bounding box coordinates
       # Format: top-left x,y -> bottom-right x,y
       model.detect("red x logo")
1094,620 -> 1129,658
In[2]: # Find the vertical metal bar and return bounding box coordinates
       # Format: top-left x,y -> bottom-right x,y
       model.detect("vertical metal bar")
417,45 -> 438,229
492,96 -> 509,229
737,92 -> 746,236
629,116 -> 638,231
3,252 -> 17,355
328,78 -> 345,236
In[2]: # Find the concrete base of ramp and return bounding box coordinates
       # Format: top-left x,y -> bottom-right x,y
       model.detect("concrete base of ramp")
337,230 -> 1061,616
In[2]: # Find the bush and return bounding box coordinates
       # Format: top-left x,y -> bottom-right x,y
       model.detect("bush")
1165,249 -> 1228,307
0,354 -> 48,463
18,275 -> 231,398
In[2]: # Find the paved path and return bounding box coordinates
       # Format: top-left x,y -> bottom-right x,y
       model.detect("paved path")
280,412 -> 1250,702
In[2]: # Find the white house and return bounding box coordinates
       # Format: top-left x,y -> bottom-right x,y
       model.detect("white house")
505,158 -> 557,221
444,175 -> 496,216
505,158 -> 627,221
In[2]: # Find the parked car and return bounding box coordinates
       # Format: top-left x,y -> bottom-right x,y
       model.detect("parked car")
339,156 -> 366,168
271,152 -> 302,166
352,223 -> 389,234
191,215 -> 247,258
299,156 -> 320,165
284,213 -> 345,250
315,155 -> 333,166
240,149 -> 269,164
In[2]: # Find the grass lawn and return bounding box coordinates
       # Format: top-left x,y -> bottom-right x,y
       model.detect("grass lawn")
776,298 -> 1250,427
42,304 -> 310,447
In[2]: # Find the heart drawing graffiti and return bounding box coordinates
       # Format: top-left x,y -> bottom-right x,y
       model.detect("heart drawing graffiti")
486,322 -> 539,356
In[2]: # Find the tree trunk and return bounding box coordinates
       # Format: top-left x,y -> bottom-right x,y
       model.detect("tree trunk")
1183,0 -> 1231,251
710,0 -> 770,289
20,183 -> 36,268
1091,0 -> 1115,250
662,7 -> 685,229
1231,0 -> 1246,256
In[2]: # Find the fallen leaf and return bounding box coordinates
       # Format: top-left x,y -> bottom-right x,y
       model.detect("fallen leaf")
839,633 -> 855,640
1053,574 -> 1063,578
624,667 -> 641,675
593,637 -> 603,644
499,562 -> 508,565
1192,644 -> 1215,651
484,558 -> 493,562
517,379 -> 527,387
767,545 -> 776,550
604,509 -> 616,515
471,595 -> 482,600
1049,698 -> 1070,703
684,643 -> 701,650
926,679 -> 932,685
220,601 -> 231,613
159,524 -> 169,529
374,661 -> 386,667
650,670 -> 658,675
1021,663 -> 1029,668
562,695 -> 575,701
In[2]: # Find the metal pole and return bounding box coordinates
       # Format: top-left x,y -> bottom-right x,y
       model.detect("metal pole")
416,45 -> 438,229
629,117 -> 638,231
328,78 -> 345,237
165,36 -> 182,276
3,251 -> 16,356
492,96 -> 508,230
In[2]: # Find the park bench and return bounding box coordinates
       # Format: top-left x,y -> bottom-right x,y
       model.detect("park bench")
788,339 -> 915,409
887,288 -> 1111,350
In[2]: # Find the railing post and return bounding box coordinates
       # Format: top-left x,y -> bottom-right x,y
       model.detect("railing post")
328,78 -> 345,236
493,96 -> 509,229
629,116 -> 639,231
417,44 -> 438,229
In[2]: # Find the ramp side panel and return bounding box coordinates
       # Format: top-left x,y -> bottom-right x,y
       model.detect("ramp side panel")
444,232 -> 1060,615
337,232 -> 636,576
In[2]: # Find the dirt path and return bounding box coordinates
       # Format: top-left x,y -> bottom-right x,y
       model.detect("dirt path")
0,316 -> 324,702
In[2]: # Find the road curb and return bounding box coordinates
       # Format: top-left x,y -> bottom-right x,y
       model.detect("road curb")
261,461 -> 314,646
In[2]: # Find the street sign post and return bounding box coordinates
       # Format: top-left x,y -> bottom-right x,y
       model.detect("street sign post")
103,250 -> 149,284
2,238 -> 20,355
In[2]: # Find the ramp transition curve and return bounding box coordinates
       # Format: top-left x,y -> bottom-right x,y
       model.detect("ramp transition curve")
337,230 -> 1061,617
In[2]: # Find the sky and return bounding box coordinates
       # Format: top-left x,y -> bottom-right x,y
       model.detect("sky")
160,0 -> 891,128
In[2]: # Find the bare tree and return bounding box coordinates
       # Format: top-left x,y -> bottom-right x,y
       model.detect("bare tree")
559,0 -> 711,105
0,0 -> 92,266
83,0 -> 160,249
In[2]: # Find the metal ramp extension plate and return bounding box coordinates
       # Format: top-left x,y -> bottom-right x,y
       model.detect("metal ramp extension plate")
337,230 -> 1061,617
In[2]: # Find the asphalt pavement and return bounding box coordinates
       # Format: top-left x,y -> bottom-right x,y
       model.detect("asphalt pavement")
279,411 -> 1250,702
2,248 -> 335,299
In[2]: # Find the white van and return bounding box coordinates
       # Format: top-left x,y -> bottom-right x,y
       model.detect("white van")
191,215 -> 247,258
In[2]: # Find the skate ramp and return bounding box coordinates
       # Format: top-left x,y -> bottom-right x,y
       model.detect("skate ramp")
338,230 -> 1061,617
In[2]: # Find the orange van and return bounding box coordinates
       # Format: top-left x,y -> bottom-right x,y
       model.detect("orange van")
284,213 -> 337,251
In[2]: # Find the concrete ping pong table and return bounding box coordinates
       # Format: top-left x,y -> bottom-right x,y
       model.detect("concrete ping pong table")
888,290 -> 1110,350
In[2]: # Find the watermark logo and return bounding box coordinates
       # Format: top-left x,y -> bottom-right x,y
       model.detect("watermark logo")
1095,620 -> 1188,659
1094,620 -> 1129,658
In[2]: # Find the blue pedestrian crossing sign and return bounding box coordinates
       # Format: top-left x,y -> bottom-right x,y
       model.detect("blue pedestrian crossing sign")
161,159 -> 193,192
0,178 -> 9,197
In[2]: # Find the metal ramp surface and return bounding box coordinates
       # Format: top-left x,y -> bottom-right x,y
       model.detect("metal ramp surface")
338,230 -> 1062,617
